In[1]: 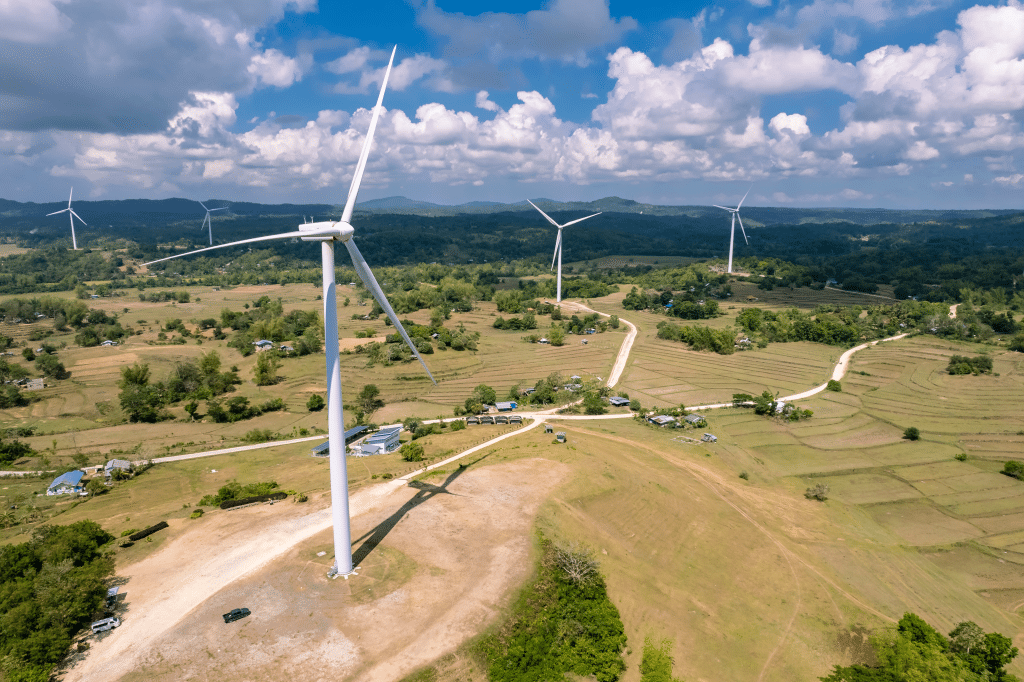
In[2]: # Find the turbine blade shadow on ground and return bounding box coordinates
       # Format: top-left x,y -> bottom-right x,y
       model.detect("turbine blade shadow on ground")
350,456 -> 487,566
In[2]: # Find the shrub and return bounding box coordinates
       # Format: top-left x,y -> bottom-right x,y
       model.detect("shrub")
954,453 -> 968,462
400,442 -> 424,462
449,419 -> 466,431
306,394 -> 325,412
804,483 -> 829,501
1003,461 -> 1024,481
220,491 -> 287,509
826,379 -> 842,392
190,509 -> 204,519
739,471 -> 749,480
903,427 -> 920,441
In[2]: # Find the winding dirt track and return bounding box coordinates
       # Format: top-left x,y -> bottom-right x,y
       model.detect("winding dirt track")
63,303 -> 914,682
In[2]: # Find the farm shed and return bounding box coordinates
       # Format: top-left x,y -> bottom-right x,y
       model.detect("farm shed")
556,432 -> 566,443
495,401 -> 517,411
649,415 -> 677,427
48,470 -> 84,496
509,415 -> 523,424
684,414 -> 707,426
608,396 -> 630,407
544,424 -> 553,433
466,416 -> 480,425
104,459 -> 132,479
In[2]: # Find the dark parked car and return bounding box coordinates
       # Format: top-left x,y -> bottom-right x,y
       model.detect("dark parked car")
222,608 -> 251,623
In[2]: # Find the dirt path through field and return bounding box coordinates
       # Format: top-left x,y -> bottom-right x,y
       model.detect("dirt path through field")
561,301 -> 637,388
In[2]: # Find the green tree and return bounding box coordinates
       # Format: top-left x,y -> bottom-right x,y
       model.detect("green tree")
1003,461 -> 1024,480
826,380 -> 842,392
472,383 -> 497,406
118,363 -> 163,423
399,441 -> 424,462
904,427 -> 921,441
306,394 -> 325,412
548,324 -> 565,346
253,352 -> 280,386
85,478 -> 108,496
358,384 -> 384,415
583,392 -> 607,415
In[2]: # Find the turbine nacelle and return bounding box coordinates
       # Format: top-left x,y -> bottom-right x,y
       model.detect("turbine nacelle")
300,220 -> 354,242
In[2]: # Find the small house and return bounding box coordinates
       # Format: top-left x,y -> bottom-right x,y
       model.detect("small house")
556,432 -> 566,443
544,424 -> 553,433
581,339 -> 588,345
24,378 -> 45,391
684,414 -> 707,427
538,338 -> 549,344
466,416 -> 480,425
360,426 -> 402,456
100,340 -> 118,347
608,396 -> 630,407
252,339 -> 273,351
311,426 -> 369,456
495,401 -> 517,411
648,415 -> 676,427
279,344 -> 294,352
570,375 -> 582,381
701,433 -> 718,443
104,459 -> 132,480
47,470 -> 84,496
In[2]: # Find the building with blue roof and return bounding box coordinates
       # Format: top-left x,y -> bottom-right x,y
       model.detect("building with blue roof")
47,470 -> 85,496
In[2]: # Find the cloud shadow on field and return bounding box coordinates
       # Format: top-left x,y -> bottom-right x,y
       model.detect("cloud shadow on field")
350,456 -> 488,566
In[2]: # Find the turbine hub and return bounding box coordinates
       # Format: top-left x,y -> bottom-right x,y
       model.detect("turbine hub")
299,220 -> 353,242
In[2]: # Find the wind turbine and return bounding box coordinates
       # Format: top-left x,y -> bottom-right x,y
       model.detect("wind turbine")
143,47 -> 434,578
47,188 -> 87,250
527,200 -> 601,302
198,201 -> 228,246
714,188 -> 751,274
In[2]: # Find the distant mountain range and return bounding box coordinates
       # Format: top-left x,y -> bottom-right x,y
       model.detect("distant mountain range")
0,195 -> 1019,230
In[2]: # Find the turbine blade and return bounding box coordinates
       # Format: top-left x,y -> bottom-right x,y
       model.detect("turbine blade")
551,230 -> 562,270
142,228 -> 337,266
70,210 -> 86,225
210,207 -> 227,212
737,212 -> 749,245
737,187 -> 751,210
527,199 -> 562,228
46,209 -> 68,217
68,187 -> 73,208
344,238 -> 436,384
341,45 -> 396,225
560,212 -> 602,228
199,201 -> 208,211
712,205 -> 733,212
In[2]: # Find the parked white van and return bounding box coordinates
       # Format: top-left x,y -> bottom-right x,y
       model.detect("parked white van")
91,617 -> 120,634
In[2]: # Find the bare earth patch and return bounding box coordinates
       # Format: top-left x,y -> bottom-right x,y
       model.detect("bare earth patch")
62,458 -> 566,682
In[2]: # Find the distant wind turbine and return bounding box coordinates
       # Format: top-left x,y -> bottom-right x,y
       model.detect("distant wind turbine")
144,46 -> 434,578
527,200 -> 601,302
47,188 -> 86,250
198,201 -> 228,246
714,188 -> 751,274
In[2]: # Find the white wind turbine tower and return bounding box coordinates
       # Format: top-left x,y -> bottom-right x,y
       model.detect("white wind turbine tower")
527,200 -> 601,303
47,188 -> 87,250
198,201 -> 228,246
714,188 -> 751,274
144,47 -> 434,578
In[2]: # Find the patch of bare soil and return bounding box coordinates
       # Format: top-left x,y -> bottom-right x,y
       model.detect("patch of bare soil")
65,458 -> 566,682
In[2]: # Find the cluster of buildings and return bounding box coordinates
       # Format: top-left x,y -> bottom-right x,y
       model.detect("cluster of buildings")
46,459 -> 133,496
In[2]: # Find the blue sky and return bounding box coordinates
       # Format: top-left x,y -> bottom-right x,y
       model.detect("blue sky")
2,0 -> 1023,209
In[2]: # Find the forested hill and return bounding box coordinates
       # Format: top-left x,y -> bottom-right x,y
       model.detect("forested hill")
0,197 -> 1021,295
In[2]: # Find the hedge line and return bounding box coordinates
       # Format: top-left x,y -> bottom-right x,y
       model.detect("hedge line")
220,491 -> 288,509
128,521 -> 168,541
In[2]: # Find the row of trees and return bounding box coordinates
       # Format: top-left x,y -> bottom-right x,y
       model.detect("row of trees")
822,613 -> 1018,681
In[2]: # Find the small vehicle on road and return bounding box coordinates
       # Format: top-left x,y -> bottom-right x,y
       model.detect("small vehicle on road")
91,617 -> 121,634
223,608 -> 251,623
